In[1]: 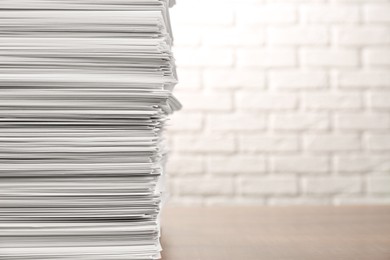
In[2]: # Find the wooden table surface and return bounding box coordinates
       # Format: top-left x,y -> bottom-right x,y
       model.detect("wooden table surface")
161,206 -> 390,260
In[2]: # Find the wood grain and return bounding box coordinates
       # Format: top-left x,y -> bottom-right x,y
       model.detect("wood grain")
161,206 -> 390,260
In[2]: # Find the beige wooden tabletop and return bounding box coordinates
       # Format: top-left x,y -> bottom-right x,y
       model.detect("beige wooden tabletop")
161,206 -> 390,260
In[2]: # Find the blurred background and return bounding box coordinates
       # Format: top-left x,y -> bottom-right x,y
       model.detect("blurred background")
165,0 -> 390,206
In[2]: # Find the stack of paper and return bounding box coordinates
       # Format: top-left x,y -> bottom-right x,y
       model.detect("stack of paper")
0,0 -> 180,259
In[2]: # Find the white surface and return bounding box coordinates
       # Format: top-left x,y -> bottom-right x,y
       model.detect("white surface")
166,0 -> 390,206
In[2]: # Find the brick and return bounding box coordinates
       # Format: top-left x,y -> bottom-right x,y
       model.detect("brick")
204,68 -> 266,89
237,5 -> 296,25
303,92 -> 362,109
339,70 -> 390,88
334,197 -> 390,205
367,134 -> 390,151
273,0 -> 325,2
364,4 -> 390,22
304,134 -> 361,151
240,177 -> 298,195
269,70 -> 328,89
237,48 -> 296,68
206,113 -> 266,131
236,92 -> 298,110
166,155 -> 204,176
271,155 -> 329,173
273,0 -> 326,2
239,135 -> 299,152
370,91 -> 390,109
175,68 -> 202,90
207,155 -> 266,174
167,197 -> 203,206
205,197 -> 266,206
170,6 -> 234,26
364,49 -> 390,67
303,177 -> 362,194
268,26 -> 328,45
175,177 -> 234,196
173,27 -> 201,47
335,113 -> 390,130
331,0 -> 388,2
301,49 -> 359,67
301,4 -> 359,23
335,26 -> 390,46
272,113 -> 330,130
174,47 -> 234,67
367,177 -> 390,194
268,198 -> 331,205
175,92 -> 232,111
173,134 -> 235,153
202,28 -> 264,46
336,155 -> 390,172
167,113 -> 203,132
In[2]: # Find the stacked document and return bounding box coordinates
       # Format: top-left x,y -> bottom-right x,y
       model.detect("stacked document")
0,0 -> 180,259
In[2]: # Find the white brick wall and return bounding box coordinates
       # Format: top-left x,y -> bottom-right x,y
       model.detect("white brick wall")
167,0 -> 390,205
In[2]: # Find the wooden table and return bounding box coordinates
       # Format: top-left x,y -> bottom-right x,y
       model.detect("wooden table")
161,206 -> 390,260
